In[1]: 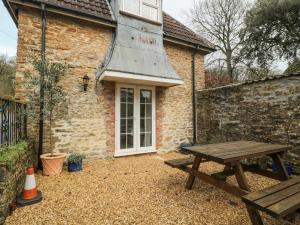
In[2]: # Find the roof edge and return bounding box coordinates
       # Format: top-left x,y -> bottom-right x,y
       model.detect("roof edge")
5,0 -> 215,51
163,35 -> 216,54
2,0 -> 18,26
199,72 -> 300,92
104,0 -> 116,21
7,0 -> 117,27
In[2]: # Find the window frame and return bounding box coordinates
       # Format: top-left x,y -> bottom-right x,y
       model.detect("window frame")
121,0 -> 162,23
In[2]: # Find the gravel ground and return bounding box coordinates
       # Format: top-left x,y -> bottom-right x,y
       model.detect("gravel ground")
5,152 -> 300,225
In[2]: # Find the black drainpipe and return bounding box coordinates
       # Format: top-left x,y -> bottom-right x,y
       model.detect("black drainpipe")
192,49 -> 197,145
38,3 -> 46,169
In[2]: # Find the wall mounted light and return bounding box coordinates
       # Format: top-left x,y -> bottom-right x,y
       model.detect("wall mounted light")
82,75 -> 90,92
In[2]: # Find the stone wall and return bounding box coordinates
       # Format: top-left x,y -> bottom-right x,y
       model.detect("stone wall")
0,147 -> 33,224
157,43 -> 205,152
15,6 -> 206,157
197,74 -> 300,173
15,7 -> 114,157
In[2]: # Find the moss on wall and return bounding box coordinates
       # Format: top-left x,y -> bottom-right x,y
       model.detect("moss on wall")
0,141 -> 33,224
0,141 -> 28,171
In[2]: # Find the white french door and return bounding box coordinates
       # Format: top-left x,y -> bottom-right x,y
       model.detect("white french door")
115,83 -> 156,157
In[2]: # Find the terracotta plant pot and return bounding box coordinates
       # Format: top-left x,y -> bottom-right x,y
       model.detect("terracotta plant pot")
40,153 -> 66,176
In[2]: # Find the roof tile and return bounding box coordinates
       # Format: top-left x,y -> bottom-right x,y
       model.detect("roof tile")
24,0 -> 214,49
163,12 -> 214,50
38,0 -> 113,20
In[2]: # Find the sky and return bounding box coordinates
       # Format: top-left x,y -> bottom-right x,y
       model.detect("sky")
0,0 -> 17,57
0,0 -> 287,71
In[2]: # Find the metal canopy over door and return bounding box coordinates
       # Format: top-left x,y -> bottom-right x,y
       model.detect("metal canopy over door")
115,83 -> 156,156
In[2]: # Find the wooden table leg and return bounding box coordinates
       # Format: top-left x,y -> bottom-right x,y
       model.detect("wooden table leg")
271,153 -> 289,181
234,162 -> 251,191
233,162 -> 263,225
223,164 -> 231,181
186,156 -> 202,190
224,164 -> 231,171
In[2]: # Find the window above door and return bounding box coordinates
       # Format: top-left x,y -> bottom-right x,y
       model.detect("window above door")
121,0 -> 162,23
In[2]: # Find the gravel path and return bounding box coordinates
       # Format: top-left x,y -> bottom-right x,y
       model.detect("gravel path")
5,153 -> 300,225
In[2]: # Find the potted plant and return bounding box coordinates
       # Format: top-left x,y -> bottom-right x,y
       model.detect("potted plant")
179,142 -> 193,155
24,56 -> 68,176
67,153 -> 85,172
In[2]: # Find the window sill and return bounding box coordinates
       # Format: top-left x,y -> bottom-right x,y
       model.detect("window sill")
120,10 -> 162,26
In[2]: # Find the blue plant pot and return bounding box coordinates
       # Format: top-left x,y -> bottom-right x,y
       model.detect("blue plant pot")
179,143 -> 193,155
68,161 -> 82,172
272,162 -> 293,176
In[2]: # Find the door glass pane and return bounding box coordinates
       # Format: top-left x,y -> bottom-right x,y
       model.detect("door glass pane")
140,118 -> 145,132
141,90 -> 152,103
140,104 -> 145,117
120,88 -> 134,150
140,133 -> 145,147
121,103 -> 127,118
127,89 -> 134,103
127,119 -> 134,134
121,119 -> 127,133
146,104 -> 152,117
146,119 -> 152,132
121,134 -> 127,149
140,89 -> 152,148
140,133 -> 152,147
121,89 -> 127,102
127,103 -> 134,118
127,134 -> 134,149
145,133 -> 152,147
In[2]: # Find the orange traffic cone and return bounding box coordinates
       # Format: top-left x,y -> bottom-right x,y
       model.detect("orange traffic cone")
17,167 -> 42,206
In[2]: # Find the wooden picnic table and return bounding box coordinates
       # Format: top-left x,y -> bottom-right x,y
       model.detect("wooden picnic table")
168,141 -> 292,225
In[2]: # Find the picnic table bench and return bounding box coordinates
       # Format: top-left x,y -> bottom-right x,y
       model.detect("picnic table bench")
242,177 -> 300,221
165,141 -> 293,225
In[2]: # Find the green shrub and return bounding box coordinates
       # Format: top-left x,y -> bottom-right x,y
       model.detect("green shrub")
67,153 -> 85,164
0,141 -> 28,170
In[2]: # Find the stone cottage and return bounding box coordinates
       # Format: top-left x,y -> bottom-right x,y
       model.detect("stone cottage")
3,0 -> 215,157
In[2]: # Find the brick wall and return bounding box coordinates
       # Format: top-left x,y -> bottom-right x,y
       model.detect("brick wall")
102,81 -> 115,156
15,7 -> 206,157
197,75 -> 300,173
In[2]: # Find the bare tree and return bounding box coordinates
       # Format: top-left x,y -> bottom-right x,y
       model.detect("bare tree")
0,54 -> 15,77
0,55 -> 16,97
188,0 -> 250,82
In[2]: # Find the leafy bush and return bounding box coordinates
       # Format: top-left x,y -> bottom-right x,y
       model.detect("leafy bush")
67,153 -> 85,164
0,141 -> 28,170
24,56 -> 68,156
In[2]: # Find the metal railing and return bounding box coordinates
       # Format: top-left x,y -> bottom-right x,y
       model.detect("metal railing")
0,98 -> 27,146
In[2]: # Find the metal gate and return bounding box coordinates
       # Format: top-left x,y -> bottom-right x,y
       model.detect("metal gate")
0,98 -> 27,146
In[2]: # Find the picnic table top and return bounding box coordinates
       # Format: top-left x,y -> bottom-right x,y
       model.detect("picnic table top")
183,141 -> 291,164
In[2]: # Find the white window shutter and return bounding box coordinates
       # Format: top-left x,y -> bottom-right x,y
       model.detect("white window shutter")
123,0 -> 140,15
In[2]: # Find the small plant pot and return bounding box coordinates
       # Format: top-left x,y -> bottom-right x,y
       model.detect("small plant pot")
272,162 -> 293,176
40,153 -> 66,176
179,143 -> 193,155
68,160 -> 83,172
